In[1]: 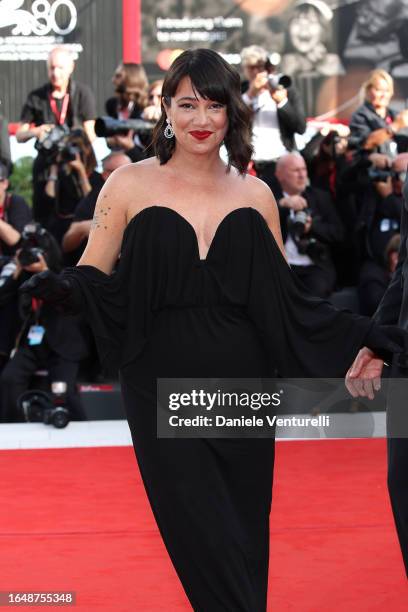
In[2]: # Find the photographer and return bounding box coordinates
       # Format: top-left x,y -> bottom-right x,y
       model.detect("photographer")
349,69 -> 408,157
359,235 -> 401,317
0,223 -> 87,423
241,45 -> 306,182
143,80 -> 163,123
339,148 -> 399,271
367,153 -> 408,262
356,154 -> 408,315
275,153 -> 344,297
62,152 -> 131,265
0,162 -> 32,256
0,162 -> 33,369
16,47 -> 96,225
106,62 -> 149,121
105,62 -> 152,162
44,129 -> 103,244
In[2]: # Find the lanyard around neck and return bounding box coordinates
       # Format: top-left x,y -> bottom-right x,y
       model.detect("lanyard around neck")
49,92 -> 70,125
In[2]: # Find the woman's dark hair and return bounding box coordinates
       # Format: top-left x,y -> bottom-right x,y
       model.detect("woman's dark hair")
152,48 -> 253,174
67,128 -> 97,175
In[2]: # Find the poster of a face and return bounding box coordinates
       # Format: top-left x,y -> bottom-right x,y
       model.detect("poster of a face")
141,0 -> 408,119
343,0 -> 408,77
1,1 -> 408,121
281,0 -> 345,77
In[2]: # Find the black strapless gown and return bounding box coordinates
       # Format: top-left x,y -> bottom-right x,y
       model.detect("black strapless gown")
64,206 -> 372,611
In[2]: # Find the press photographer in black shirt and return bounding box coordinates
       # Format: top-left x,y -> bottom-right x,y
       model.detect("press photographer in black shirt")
275,153 -> 344,297
105,62 -> 153,161
43,129 -> 103,245
106,62 -> 149,121
0,223 -> 87,423
0,162 -> 33,369
16,47 -> 96,224
62,151 -> 131,265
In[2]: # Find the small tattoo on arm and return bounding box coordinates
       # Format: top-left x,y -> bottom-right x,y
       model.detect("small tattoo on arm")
91,206 -> 112,230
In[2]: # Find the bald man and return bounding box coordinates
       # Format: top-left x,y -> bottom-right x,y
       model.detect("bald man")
17,46 -> 96,225
274,153 -> 344,297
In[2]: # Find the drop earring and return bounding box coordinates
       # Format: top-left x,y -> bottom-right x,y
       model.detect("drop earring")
164,118 -> 175,139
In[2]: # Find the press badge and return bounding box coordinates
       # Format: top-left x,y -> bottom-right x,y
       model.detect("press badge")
27,325 -> 45,346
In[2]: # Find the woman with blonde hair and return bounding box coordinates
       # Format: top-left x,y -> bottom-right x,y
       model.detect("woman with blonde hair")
350,68 -> 408,153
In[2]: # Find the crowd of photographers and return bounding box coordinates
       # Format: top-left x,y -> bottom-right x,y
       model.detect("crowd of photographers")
0,43 -> 408,425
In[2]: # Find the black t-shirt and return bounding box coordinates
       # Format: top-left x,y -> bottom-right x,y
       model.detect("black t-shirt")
62,178 -> 104,267
0,194 -> 33,255
56,170 -> 103,218
20,80 -> 96,128
74,181 -> 103,222
1,194 -> 32,256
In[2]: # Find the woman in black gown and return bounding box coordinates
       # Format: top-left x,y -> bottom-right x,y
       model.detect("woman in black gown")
22,49 -> 408,611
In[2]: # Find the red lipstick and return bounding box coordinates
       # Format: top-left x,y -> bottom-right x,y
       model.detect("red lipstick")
189,131 -> 212,140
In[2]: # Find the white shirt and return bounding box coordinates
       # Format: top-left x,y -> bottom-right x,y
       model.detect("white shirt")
242,89 -> 288,162
281,192 -> 313,267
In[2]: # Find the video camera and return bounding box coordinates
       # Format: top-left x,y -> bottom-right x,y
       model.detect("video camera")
35,125 -> 80,164
264,55 -> 292,91
95,116 -> 155,138
267,73 -> 292,91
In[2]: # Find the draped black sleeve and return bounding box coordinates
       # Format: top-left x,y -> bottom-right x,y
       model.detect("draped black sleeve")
60,206 -> 374,378
61,211 -> 161,372
246,208 -> 373,377
61,264 -> 126,370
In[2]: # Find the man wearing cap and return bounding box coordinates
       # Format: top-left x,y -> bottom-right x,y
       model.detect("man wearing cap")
241,45 -> 306,183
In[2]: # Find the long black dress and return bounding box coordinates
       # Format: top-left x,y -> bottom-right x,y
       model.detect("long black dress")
64,206 -> 372,611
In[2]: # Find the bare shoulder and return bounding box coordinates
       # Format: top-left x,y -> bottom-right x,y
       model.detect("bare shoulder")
98,157 -> 161,219
237,173 -> 286,258
77,158 -> 162,272
238,173 -> 278,222
104,156 -> 160,190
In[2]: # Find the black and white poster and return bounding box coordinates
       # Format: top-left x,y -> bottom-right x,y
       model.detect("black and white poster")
141,0 -> 408,119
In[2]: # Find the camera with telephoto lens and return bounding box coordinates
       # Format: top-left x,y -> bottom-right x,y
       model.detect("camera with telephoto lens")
263,53 -> 292,90
267,73 -> 292,91
17,222 -> 52,267
95,116 -> 155,138
287,209 -> 327,262
18,381 -> 70,428
35,125 -> 81,164
35,124 -> 68,156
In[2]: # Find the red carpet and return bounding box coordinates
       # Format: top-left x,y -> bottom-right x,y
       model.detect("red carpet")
0,439 -> 406,611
